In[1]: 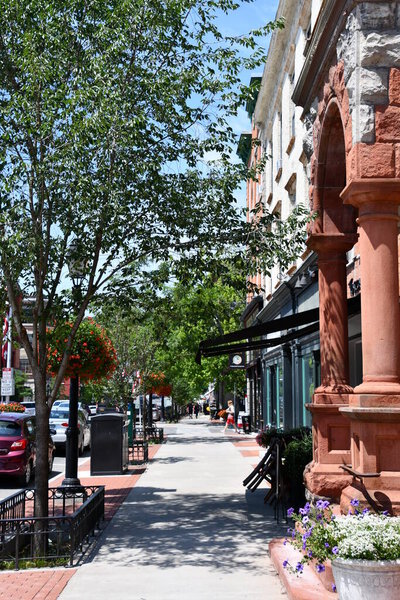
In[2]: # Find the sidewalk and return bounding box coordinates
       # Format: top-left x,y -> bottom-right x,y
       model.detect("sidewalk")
1,417 -> 288,599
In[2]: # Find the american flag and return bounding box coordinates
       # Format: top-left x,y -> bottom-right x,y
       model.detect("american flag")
1,313 -> 8,367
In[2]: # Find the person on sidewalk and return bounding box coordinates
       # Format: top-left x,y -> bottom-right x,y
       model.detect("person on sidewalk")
194,403 -> 199,419
224,400 -> 239,433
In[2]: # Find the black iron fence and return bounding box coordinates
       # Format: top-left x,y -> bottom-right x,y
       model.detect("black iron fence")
0,486 -> 104,569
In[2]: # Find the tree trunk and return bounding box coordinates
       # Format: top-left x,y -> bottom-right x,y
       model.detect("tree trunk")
142,395 -> 147,441
33,372 -> 50,555
147,392 -> 153,427
161,396 -> 165,421
35,373 -> 50,517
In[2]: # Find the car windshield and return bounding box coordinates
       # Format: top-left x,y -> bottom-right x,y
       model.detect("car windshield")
50,411 -> 69,420
0,420 -> 21,436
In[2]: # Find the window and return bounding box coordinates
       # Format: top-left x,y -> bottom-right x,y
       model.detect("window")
19,359 -> 31,374
301,354 -> 318,426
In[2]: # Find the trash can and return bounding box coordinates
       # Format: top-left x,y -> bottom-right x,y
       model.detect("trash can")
241,414 -> 251,434
90,413 -> 129,475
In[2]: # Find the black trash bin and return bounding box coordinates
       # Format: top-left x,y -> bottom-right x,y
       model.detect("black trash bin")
91,413 -> 129,475
241,414 -> 251,434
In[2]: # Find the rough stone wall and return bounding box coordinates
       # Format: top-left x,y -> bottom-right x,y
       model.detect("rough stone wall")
307,1 -> 400,212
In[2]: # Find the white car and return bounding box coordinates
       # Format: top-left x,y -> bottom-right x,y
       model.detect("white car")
20,401 -> 36,415
49,408 -> 91,454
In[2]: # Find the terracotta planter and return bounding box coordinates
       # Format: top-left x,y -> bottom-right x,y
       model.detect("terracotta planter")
332,558 -> 400,600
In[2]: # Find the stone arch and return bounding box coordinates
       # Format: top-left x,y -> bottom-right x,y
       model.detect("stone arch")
314,98 -> 357,237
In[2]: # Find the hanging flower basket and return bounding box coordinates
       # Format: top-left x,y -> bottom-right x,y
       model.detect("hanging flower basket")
47,318 -> 117,382
146,373 -> 172,396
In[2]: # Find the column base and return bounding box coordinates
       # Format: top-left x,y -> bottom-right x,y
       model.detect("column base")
354,381 -> 400,395
305,461 -> 352,501
341,479 -> 400,515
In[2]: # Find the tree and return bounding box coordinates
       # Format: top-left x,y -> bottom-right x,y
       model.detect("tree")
0,0 -> 305,519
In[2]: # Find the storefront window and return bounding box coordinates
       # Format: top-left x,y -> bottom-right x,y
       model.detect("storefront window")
301,354 -> 315,426
276,360 -> 284,429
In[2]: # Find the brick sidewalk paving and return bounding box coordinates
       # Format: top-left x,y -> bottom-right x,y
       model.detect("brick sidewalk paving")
0,444 -> 161,600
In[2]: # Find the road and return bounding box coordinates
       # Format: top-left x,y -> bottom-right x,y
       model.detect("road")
0,449 -> 90,501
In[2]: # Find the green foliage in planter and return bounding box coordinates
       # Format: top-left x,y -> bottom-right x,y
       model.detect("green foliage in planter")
256,426 -> 310,448
282,433 -> 313,509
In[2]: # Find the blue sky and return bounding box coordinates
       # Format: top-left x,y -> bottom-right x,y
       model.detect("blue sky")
212,1 -> 279,205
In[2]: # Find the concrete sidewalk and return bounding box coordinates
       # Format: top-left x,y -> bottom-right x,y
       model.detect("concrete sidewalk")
59,417 -> 288,600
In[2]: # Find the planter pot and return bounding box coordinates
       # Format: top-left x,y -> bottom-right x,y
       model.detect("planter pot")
332,557 -> 400,600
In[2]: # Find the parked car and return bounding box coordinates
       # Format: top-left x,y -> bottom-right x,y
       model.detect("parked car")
88,405 -> 97,416
49,408 -> 91,454
20,401 -> 36,415
0,413 -> 55,485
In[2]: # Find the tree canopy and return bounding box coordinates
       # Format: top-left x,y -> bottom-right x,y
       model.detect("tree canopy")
0,0 -> 307,517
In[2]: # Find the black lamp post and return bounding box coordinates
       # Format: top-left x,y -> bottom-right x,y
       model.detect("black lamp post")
61,243 -> 86,490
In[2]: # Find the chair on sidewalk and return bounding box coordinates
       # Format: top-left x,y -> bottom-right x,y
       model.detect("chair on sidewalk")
243,437 -> 287,522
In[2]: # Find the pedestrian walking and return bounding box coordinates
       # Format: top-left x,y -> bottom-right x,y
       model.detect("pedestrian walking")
194,403 -> 199,419
223,400 -> 238,433
187,403 -> 193,419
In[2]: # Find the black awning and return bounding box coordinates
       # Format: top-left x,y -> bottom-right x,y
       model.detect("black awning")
196,294 -> 360,364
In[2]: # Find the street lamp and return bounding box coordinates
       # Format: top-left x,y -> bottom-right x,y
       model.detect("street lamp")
60,242 -> 86,490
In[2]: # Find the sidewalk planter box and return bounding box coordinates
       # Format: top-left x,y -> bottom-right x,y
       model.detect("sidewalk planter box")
0,486 -> 104,569
91,413 -> 129,475
332,558 -> 400,600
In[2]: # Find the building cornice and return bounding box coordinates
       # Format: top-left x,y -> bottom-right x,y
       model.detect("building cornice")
292,0 -> 353,113
254,0 -> 304,132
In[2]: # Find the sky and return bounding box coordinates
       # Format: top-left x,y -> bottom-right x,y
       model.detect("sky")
219,0 -> 280,135
210,1 -> 279,206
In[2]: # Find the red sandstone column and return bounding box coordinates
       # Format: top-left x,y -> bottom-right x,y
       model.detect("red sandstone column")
342,180 -> 400,394
307,233 -> 356,394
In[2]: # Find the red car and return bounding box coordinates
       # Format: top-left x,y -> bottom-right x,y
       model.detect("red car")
0,413 -> 55,486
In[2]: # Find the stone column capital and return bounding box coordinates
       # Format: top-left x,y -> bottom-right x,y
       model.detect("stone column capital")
341,179 -> 400,209
307,232 -> 358,255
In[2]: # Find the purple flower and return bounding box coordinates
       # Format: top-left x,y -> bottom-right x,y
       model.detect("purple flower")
299,503 -> 311,515
307,550 -> 313,558
316,564 -> 325,573
332,546 -> 339,555
316,499 -> 330,510
283,559 -> 289,568
287,507 -> 295,517
350,498 -> 359,507
283,539 -> 287,546
324,543 -> 330,548
295,562 -> 304,573
332,584 -> 337,593
382,510 -> 389,516
302,516 -> 310,524
362,508 -> 369,515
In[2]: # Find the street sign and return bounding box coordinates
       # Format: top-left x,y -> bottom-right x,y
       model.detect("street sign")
2,368 -> 14,380
229,353 -> 245,369
1,378 -> 15,396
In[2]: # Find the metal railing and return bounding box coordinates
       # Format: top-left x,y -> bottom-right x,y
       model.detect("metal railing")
0,486 -> 104,569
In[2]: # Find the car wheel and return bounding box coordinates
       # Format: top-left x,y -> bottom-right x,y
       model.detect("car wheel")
20,461 -> 32,487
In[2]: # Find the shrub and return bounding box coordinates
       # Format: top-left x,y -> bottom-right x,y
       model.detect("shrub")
282,433 -> 313,509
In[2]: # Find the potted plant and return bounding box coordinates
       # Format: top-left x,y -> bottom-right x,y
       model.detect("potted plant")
284,500 -> 400,599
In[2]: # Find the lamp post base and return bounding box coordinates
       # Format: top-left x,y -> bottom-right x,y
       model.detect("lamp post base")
60,477 -> 83,488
